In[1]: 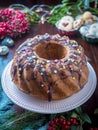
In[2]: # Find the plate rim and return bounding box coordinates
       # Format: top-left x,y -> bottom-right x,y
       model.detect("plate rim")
1,60 -> 97,114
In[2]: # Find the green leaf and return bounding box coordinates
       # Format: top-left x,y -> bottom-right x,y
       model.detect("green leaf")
71,125 -> 77,130
49,114 -> 57,120
71,112 -> 78,118
76,125 -> 83,130
81,113 -> 92,124
94,108 -> 98,114
71,125 -> 83,130
75,107 -> 82,115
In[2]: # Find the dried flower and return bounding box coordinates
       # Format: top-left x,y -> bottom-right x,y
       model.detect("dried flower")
0,8 -> 29,38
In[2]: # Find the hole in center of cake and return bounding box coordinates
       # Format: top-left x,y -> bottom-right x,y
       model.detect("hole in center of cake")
35,42 -> 67,60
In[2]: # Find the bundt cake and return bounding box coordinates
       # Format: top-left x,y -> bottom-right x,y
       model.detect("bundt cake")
11,33 -> 89,101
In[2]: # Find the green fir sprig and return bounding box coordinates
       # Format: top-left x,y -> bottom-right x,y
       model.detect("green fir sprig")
0,111 -> 48,130
47,0 -> 98,25
47,0 -> 84,25
0,107 -> 92,130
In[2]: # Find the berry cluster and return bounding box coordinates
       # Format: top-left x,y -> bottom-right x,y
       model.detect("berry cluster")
48,117 -> 79,130
0,8 -> 29,38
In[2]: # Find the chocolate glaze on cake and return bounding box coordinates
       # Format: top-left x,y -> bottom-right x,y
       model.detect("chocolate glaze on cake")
11,33 -> 89,101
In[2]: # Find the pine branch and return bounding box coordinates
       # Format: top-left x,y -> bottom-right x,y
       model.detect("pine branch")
0,111 -> 46,130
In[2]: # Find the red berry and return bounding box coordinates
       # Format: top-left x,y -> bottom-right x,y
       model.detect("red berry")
62,120 -> 66,125
52,124 -> 57,128
47,126 -> 55,130
59,117 -> 64,123
73,119 -> 78,125
49,120 -> 55,125
70,117 -> 74,122
63,125 -> 69,129
67,121 -> 71,126
54,118 -> 59,123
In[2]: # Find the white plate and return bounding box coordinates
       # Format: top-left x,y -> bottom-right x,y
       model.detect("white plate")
1,61 -> 97,114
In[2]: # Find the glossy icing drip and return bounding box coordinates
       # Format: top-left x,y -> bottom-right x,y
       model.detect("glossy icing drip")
48,83 -> 52,101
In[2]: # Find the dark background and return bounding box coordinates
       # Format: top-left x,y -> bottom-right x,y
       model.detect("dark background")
0,0 -> 61,7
